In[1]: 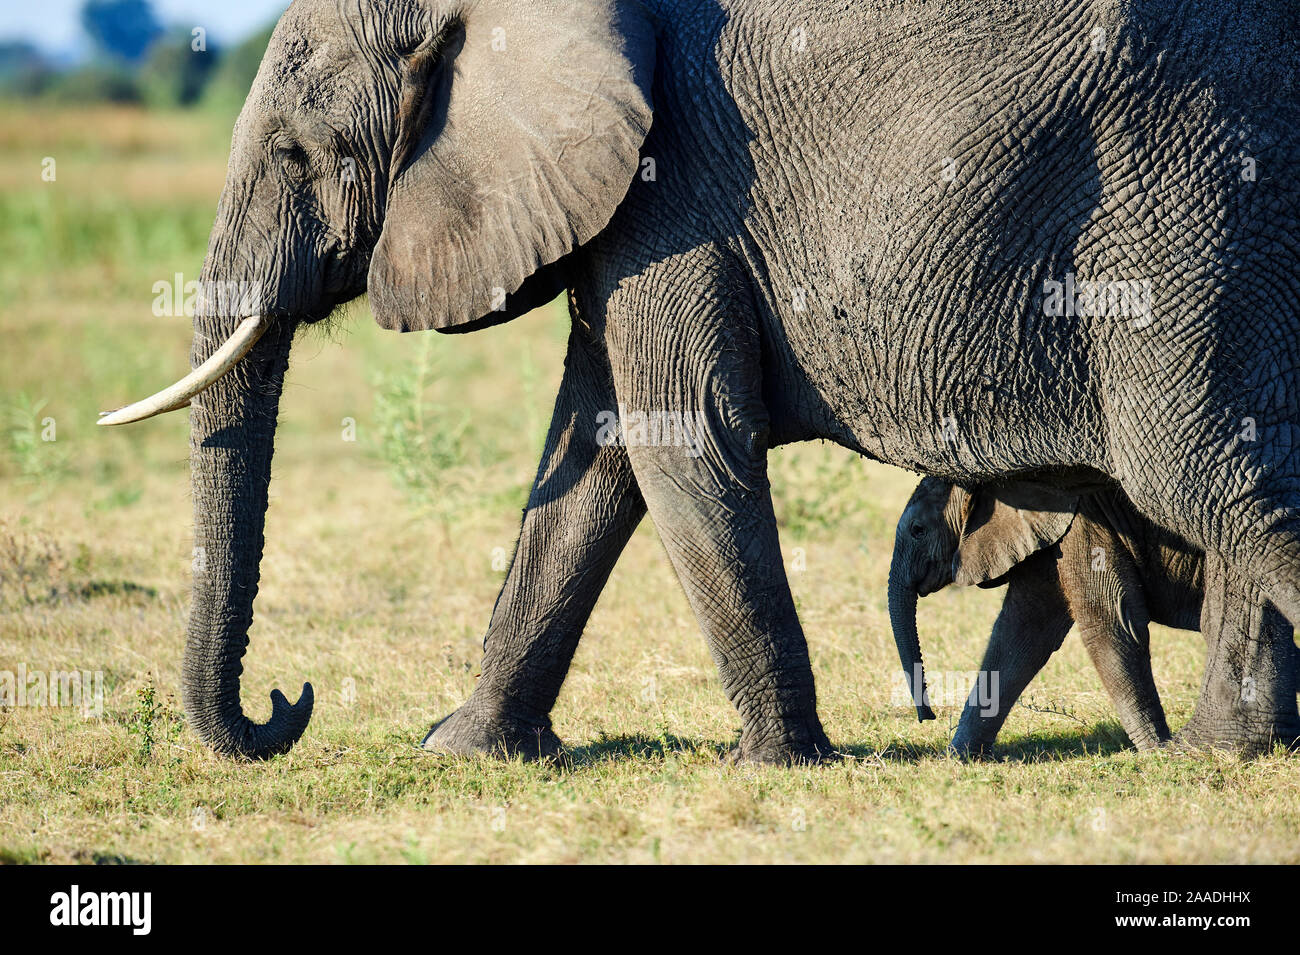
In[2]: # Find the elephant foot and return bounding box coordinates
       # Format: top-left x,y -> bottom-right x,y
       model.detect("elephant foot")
1171,714 -> 1300,757
422,704 -> 565,762
947,738 -> 997,761
949,720 -> 1001,760
727,719 -> 837,766
1127,731 -> 1171,753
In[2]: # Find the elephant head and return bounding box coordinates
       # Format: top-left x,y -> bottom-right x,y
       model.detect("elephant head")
97,0 -> 655,758
888,477 -> 1077,722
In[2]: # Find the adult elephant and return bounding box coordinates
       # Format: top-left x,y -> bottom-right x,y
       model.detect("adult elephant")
101,0 -> 1300,762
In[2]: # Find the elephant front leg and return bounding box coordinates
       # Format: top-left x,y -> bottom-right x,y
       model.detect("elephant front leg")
1175,552 -> 1300,755
424,333 -> 645,760
628,440 -> 832,763
603,267 -> 830,765
950,552 -> 1072,758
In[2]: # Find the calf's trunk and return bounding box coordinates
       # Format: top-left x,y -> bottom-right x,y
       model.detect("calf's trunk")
887,546 -> 937,722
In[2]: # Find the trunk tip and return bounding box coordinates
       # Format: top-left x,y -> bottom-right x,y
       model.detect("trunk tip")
242,682 -> 314,760
917,704 -> 936,722
269,681 -> 314,722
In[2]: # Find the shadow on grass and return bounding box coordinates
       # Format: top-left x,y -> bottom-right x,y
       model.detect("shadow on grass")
0,843 -> 146,866
836,739 -> 940,763
73,580 -> 158,601
562,721 -> 1135,768
72,850 -> 153,865
565,731 -> 727,766
993,721 -> 1133,761
553,717 -> 1133,769
839,720 -> 1133,764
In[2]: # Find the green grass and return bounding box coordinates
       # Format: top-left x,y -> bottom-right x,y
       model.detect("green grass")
1,102 -> 1299,864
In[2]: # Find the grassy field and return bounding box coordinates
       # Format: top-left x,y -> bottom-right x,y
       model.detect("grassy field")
1,102 -> 1298,865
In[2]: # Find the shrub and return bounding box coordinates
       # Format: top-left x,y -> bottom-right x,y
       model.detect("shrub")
42,63 -> 141,104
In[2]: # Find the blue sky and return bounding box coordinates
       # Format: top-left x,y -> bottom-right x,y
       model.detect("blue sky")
1,1 -> 289,58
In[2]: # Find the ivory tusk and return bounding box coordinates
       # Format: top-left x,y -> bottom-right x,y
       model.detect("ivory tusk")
97,316 -> 270,426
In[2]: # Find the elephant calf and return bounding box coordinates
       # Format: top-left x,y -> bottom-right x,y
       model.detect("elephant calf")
888,477 -> 1212,756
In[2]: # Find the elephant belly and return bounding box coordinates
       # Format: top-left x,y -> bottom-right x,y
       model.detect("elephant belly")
706,0 -> 1300,484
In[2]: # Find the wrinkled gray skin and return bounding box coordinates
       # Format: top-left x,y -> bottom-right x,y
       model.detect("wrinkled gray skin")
890,478 -> 1202,756
170,0 -> 1300,762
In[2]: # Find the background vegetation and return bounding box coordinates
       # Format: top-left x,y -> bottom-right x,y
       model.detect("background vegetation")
0,0 -> 271,112
0,30 -> 1297,863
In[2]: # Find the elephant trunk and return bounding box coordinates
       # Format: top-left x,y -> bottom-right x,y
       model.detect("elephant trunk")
888,543 -> 936,722
182,311 -> 313,758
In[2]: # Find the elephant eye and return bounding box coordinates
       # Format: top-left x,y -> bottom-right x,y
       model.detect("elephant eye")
275,143 -> 312,182
909,522 -> 926,539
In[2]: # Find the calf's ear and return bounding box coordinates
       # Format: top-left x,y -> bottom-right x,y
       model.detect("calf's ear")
951,485 -> 1077,587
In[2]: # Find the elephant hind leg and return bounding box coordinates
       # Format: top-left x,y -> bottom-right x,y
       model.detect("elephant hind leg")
1192,494 -> 1300,752
1176,551 -> 1300,754
1113,438 -> 1300,753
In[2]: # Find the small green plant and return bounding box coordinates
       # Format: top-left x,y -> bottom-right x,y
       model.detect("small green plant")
398,833 -> 429,865
3,394 -> 70,488
770,443 -> 871,538
370,335 -> 473,515
92,485 -> 144,512
130,681 -> 160,761
128,678 -> 180,762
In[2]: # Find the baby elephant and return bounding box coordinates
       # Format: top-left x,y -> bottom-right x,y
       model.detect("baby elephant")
888,477 -> 1206,756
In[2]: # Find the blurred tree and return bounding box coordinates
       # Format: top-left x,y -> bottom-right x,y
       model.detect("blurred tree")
0,42 -> 53,97
81,0 -> 163,63
138,27 -> 219,107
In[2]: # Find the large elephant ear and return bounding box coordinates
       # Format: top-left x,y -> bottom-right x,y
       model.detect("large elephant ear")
951,485 -> 1078,587
368,0 -> 655,333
